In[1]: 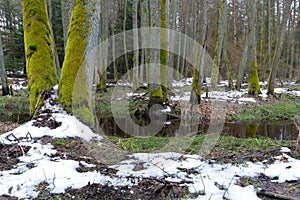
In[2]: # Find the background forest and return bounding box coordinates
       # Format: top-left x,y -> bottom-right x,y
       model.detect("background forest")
1,0 -> 300,95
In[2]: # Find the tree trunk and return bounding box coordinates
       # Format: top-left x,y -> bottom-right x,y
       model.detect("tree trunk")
222,2 -> 233,89
259,0 -> 266,81
46,0 -> 61,78
61,0 -> 73,50
190,0 -> 207,104
236,36 -> 249,90
58,0 -> 93,118
267,0 -> 292,95
22,0 -> 58,114
211,0 -> 226,89
247,0 -> 261,95
233,0 -> 237,46
0,32 -> 10,96
160,0 -> 168,101
99,0 -> 107,92
132,0 -> 139,89
123,0 -> 130,81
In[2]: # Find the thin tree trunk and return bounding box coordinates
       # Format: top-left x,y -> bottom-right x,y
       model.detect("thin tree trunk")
247,0 -> 261,95
222,2 -> 233,89
190,0 -> 207,104
233,0 -> 237,46
236,36 -> 249,90
99,0 -> 107,91
123,0 -> 130,81
211,0 -> 226,89
259,0 -> 266,81
132,0 -> 139,89
61,0 -> 73,50
0,33 -> 10,96
111,0 -> 118,82
267,0 -> 292,95
46,0 -> 61,78
160,0 -> 168,101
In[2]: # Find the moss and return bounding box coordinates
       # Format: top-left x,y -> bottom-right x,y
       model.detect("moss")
248,49 -> 261,95
246,124 -> 258,138
28,43 -> 37,51
58,0 -> 91,113
22,0 -> 58,114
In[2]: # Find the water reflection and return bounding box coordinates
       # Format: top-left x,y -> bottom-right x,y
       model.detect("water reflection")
99,117 -> 298,140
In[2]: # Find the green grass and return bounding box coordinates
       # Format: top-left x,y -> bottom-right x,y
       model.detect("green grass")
238,103 -> 300,122
0,94 -> 29,112
108,134 -> 295,155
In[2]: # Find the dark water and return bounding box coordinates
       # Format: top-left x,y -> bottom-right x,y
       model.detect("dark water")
99,117 -> 298,140
0,112 -> 298,140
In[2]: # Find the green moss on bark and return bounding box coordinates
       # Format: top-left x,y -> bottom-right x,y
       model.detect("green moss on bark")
58,0 -> 90,113
248,57 -> 261,95
22,0 -> 58,114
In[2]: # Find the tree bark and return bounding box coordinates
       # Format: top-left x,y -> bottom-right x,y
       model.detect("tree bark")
58,0 -> 94,123
267,0 -> 292,95
247,0 -> 261,95
0,32 -> 10,96
22,0 -> 58,114
211,0 -> 226,89
61,0 -> 73,50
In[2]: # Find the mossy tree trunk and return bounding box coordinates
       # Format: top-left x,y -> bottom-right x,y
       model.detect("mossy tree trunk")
247,0 -> 261,95
58,0 -> 93,115
0,32 -> 10,96
267,0 -> 292,95
22,0 -> 58,114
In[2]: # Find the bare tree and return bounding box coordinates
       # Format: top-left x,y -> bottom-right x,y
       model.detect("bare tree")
0,32 -> 10,96
267,0 -> 292,95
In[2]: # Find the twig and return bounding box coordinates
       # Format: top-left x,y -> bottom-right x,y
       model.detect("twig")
19,145 -> 25,156
222,173 -> 236,199
26,132 -> 33,142
257,189 -> 298,200
5,133 -> 19,143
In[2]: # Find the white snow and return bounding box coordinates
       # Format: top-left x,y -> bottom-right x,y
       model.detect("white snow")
0,79 -> 300,199
161,106 -> 172,113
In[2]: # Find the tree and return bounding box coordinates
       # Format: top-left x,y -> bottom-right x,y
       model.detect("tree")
190,0 -> 207,104
0,0 -> 25,74
267,0 -> 292,95
0,32 -> 10,96
211,0 -> 227,88
61,0 -> 73,49
21,0 -> 58,114
132,0 -> 139,89
247,0 -> 261,95
58,0 -> 93,114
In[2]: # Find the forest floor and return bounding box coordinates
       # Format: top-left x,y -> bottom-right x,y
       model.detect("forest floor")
0,78 -> 300,199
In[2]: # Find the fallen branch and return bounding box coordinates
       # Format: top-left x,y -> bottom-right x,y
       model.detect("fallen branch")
257,189 -> 298,200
